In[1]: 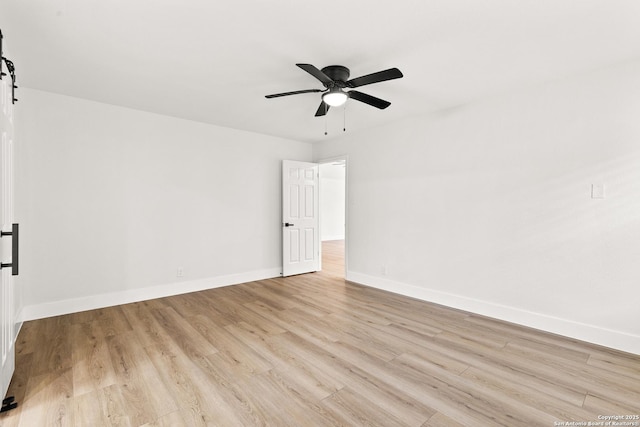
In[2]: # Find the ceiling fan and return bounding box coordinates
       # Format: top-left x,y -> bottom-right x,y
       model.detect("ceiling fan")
265,64 -> 403,117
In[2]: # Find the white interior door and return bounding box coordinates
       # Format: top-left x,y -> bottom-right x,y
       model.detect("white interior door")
282,160 -> 319,277
0,67 -> 17,400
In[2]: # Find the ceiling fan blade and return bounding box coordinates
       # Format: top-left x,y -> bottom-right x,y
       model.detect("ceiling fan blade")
314,101 -> 330,117
297,64 -> 333,86
346,68 -> 403,88
265,89 -> 323,98
348,90 -> 391,109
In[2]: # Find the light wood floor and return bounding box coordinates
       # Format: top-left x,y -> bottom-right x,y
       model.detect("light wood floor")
2,240 -> 639,426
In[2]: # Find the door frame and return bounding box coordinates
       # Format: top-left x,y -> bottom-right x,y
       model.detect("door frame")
318,155 -> 348,278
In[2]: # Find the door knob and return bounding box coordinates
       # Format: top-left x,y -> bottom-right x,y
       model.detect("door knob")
283,222 -> 295,227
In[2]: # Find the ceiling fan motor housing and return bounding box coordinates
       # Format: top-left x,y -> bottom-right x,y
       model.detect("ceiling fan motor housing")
321,65 -> 350,87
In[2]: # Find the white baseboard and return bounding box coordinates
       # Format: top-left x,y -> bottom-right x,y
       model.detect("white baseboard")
346,271 -> 640,355
20,268 -> 282,322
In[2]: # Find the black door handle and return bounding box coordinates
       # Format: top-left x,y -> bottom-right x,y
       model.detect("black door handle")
283,222 -> 295,227
0,223 -> 18,276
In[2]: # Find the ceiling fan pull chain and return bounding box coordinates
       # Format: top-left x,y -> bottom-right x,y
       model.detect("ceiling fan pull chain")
343,103 -> 347,132
324,103 -> 328,135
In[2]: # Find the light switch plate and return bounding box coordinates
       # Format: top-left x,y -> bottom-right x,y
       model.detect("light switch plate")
591,183 -> 606,199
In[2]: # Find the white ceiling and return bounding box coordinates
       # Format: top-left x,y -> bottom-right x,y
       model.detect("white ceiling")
2,0 -> 640,143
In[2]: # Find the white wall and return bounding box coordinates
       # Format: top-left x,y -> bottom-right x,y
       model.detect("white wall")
313,59 -> 640,354
16,89 -> 312,319
319,163 -> 345,241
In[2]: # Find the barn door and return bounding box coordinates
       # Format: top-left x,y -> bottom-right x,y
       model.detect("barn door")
0,50 -> 18,403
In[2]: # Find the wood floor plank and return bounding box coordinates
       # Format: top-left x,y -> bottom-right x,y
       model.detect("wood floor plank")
325,311 -> 408,361
500,338 -> 640,409
248,281 -> 301,311
13,321 -> 38,357
143,342 -> 245,426
431,330 -> 592,406
257,306 -> 343,347
148,306 -> 220,358
464,314 -> 615,360
269,331 -> 437,426
70,321 -> 118,397
28,315 -> 73,377
422,331 -> 589,407
87,306 -> 134,337
106,332 -> 178,425
15,369 -> 74,427
459,366 -> 594,422
587,350 -> 640,379
320,387 -> 407,427
73,384 -> 130,427
160,291 -> 227,323
224,323 -> 344,400
139,410 -> 195,427
423,412 -> 468,427
582,393 -> 640,416
120,300 -> 175,350
188,313 -> 274,381
3,240 -> 639,427
232,369 -> 341,427
323,338 -> 538,426
390,350 -> 560,427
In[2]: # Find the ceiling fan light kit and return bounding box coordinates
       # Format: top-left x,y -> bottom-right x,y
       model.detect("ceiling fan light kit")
322,88 -> 348,107
265,63 -> 403,119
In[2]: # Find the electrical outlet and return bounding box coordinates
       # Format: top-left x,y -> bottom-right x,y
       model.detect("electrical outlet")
176,267 -> 184,277
381,265 -> 387,276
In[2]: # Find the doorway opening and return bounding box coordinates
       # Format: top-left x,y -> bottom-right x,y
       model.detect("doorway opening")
319,156 -> 347,279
